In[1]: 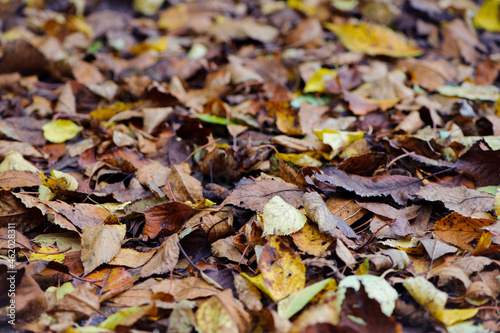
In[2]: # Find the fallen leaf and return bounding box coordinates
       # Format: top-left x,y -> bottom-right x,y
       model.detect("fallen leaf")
42,119 -> 83,143
244,237 -> 306,301
434,212 -> 495,251
81,224 -> 126,274
222,179 -> 303,212
315,169 -> 421,205
419,238 -> 457,260
337,275 -> 398,317
278,278 -> 333,319
151,276 -> 219,301
140,233 -> 180,278
403,276 -> 478,325
142,201 -> 195,239
455,139 -> 500,186
263,196 -> 307,236
474,0 -> 500,32
325,22 -> 422,57
417,184 -> 494,216
437,82 -> 499,101
291,221 -> 333,255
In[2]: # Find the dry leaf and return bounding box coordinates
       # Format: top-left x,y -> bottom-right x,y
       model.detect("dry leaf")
81,224 -> 126,274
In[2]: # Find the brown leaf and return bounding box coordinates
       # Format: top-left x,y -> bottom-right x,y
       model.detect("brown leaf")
285,18 -> 324,49
315,169 -> 421,205
0,267 -> 47,321
81,224 -> 126,274
419,238 -> 457,260
222,179 -> 303,212
1,191 -> 45,232
417,184 -> 494,216
142,201 -> 195,239
0,170 -> 42,188
336,285 -> 403,333
140,233 -> 180,278
151,276 -> 220,301
434,212 -> 495,251
13,193 -> 76,232
168,163 -> 204,202
303,191 -> 357,239
108,248 -> 156,268
47,282 -> 99,318
455,139 -> 500,186
337,152 -> 388,176
46,201 -> 110,229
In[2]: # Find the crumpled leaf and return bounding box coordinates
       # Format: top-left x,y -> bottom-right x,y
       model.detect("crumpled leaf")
325,22 -> 423,57
222,179 -> 303,212
434,212 -> 495,251
403,276 -> 478,326
417,184 -> 494,216
42,119 -> 83,143
314,129 -> 364,159
315,169 -> 421,205
337,275 -> 398,317
303,191 -> 357,239
263,196 -> 307,236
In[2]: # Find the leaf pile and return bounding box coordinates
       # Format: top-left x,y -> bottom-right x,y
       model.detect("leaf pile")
1,0 -> 500,332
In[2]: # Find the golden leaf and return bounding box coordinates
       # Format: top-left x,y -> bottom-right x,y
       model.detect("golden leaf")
325,22 -> 423,58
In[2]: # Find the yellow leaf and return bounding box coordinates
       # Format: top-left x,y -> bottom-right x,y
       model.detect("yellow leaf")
195,295 -> 238,333
130,36 -> 168,55
276,152 -> 322,167
277,278 -> 332,318
42,119 -> 83,143
263,196 -> 307,236
0,151 -> 41,173
474,0 -> 500,32
259,237 -> 306,301
99,304 -> 154,330
314,129 -> 364,159
90,101 -> 137,121
29,245 -> 66,263
133,0 -> 165,15
67,16 -> 94,39
325,22 -> 423,57
403,276 -> 447,319
291,221 -> 333,255
496,188 -> 500,218
303,68 -> 338,93
287,0 -> 316,15
403,276 -> 477,325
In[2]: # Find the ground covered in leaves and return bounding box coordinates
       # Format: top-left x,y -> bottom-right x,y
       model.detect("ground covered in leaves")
2,0 -> 500,332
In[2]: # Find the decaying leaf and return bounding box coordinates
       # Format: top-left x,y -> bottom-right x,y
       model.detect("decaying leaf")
315,169 -> 421,205
222,179 -> 303,212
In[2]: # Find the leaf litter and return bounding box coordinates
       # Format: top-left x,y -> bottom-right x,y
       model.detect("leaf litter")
1,1 -> 500,332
